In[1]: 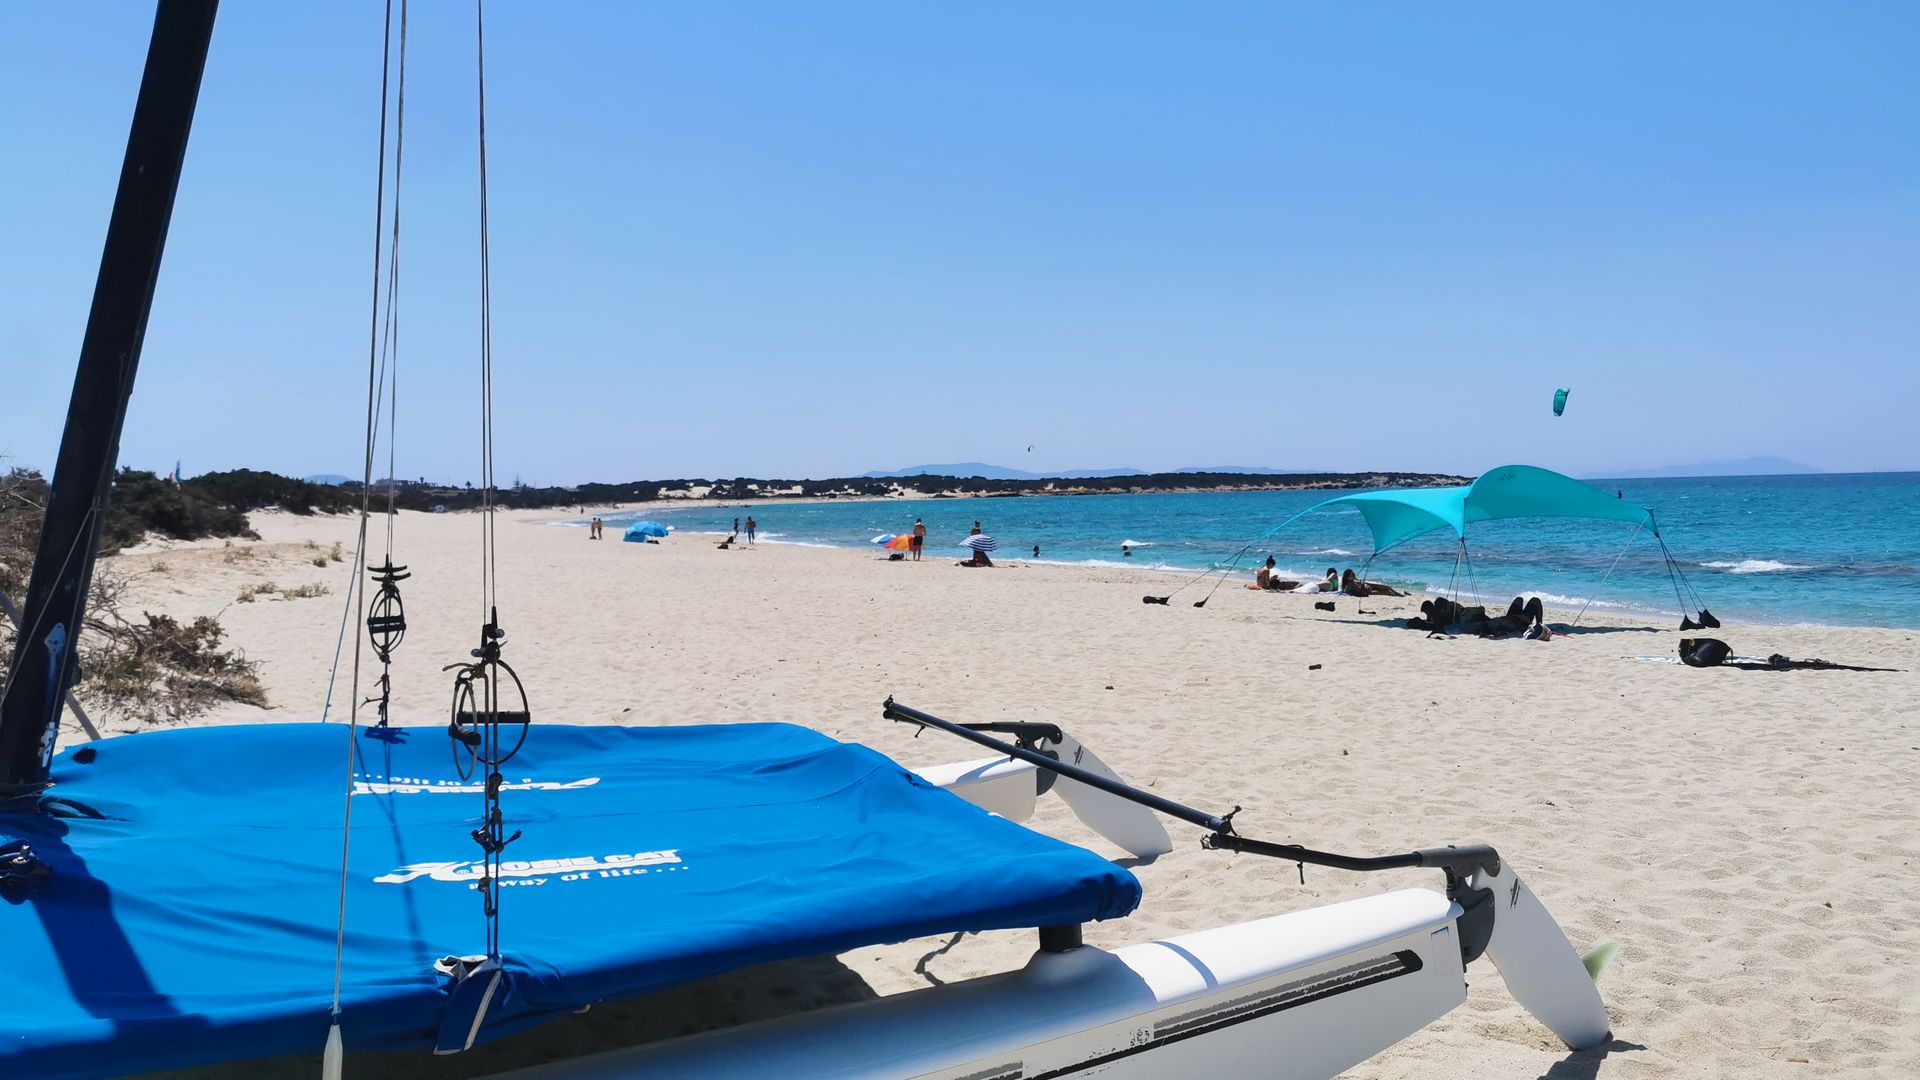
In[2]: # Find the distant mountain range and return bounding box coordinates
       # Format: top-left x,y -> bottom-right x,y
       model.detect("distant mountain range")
862,463 -> 1299,480
1586,456 -> 1823,479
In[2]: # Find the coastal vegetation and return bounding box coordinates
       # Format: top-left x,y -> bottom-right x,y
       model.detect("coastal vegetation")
1,466 -> 267,725
66,465 -> 1476,526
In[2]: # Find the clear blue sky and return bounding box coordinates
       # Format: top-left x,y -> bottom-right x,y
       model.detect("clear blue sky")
5,2 -> 1915,483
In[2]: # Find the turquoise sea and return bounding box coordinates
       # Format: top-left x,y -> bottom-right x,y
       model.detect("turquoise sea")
605,473 -> 1920,629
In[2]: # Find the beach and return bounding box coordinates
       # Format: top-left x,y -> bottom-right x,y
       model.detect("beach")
120,508 -> 1919,1079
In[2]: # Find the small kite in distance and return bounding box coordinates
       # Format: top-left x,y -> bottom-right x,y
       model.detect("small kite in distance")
1552,388 -> 1570,417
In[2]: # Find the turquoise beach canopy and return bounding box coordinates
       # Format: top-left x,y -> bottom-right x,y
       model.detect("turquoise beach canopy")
1316,465 -> 1656,554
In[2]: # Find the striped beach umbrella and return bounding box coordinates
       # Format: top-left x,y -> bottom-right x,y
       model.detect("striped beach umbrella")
871,533 -> 897,545
960,534 -> 998,552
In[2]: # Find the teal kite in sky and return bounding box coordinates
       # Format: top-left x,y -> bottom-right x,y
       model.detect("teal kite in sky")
1553,388 -> 1570,416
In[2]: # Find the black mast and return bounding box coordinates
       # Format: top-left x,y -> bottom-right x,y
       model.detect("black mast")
0,0 -> 219,793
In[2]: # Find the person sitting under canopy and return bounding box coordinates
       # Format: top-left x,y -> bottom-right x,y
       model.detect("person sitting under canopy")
1249,556 -> 1301,591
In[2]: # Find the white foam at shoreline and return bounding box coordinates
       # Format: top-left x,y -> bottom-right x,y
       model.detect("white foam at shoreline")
1702,559 -> 1816,574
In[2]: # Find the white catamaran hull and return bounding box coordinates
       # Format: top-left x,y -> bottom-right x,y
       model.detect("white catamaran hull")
508,888 -> 1483,1079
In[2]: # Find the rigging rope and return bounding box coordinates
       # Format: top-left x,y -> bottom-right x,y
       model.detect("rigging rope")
1654,532 -> 1692,622
1147,502 -> 1329,606
363,12 -> 410,727
1570,521 -> 1644,628
460,0 -> 522,967
328,0 -> 403,1060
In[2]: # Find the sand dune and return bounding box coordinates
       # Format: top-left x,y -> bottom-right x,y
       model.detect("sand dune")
114,508 -> 1919,1079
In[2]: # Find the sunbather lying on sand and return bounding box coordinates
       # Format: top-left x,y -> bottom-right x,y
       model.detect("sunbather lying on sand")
1286,568 -> 1340,594
1406,596 -> 1546,637
1340,569 -> 1405,597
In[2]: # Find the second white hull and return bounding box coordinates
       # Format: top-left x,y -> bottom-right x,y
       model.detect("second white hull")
504,889 -> 1468,1079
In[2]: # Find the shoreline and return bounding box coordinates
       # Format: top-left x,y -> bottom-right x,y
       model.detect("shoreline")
553,522 -> 1912,633
107,507 -> 1919,1079
127,504 -> 1918,632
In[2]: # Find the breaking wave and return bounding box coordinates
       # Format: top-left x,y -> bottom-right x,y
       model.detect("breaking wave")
1701,559 -> 1816,574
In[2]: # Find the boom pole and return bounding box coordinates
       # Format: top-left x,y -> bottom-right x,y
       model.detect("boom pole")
0,0 -> 218,792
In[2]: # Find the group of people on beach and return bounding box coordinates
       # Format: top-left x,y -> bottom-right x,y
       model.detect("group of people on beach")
1405,595 -> 1552,639
716,515 -> 757,549
1252,561 -> 1406,598
882,518 -> 992,566
1249,558 -> 1554,639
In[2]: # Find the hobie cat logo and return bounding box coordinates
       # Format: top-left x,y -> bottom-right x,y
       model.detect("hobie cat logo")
353,775 -> 600,795
374,849 -> 683,886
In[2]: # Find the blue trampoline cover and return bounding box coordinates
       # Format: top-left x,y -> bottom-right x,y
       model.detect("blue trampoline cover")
1,722 -> 1141,1078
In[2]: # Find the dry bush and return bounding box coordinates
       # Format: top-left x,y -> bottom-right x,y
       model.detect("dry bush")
236,581 -> 278,602
78,598 -> 268,724
3,466 -> 267,725
279,582 -> 329,600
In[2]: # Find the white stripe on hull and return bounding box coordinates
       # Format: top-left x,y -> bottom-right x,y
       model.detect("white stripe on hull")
500,890 -> 1466,1080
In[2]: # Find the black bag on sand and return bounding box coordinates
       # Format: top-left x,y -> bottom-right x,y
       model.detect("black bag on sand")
1680,637 -> 1731,667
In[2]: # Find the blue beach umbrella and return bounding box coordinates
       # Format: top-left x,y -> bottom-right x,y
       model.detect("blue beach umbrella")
624,521 -> 670,542
959,534 -> 998,552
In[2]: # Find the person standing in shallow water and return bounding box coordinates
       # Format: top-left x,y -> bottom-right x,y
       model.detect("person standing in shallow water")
745,516 -> 756,545
733,516 -> 740,535
911,518 -> 927,561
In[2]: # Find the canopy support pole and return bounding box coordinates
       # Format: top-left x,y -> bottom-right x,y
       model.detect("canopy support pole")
1444,537 -> 1466,606
1460,538 -> 1482,606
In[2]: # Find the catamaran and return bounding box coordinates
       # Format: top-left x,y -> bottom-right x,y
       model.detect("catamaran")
1,3 -> 1613,1078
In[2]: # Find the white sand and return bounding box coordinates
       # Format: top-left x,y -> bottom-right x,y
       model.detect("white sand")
111,508 -> 1919,1079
